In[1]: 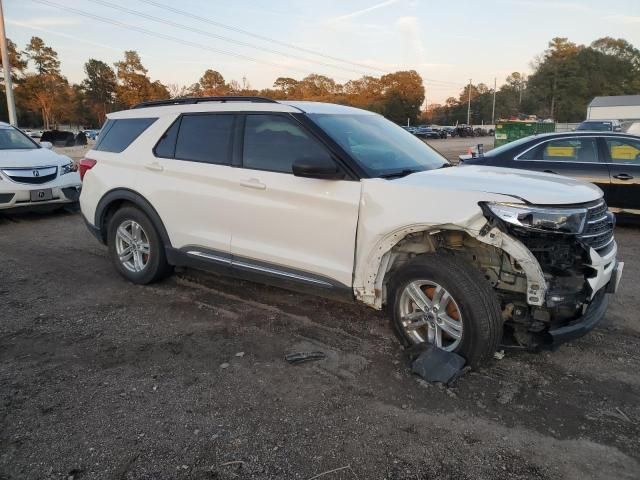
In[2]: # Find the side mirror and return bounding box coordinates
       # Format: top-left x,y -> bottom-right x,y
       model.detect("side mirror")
614,126 -> 622,132
292,156 -> 344,180
40,141 -> 53,149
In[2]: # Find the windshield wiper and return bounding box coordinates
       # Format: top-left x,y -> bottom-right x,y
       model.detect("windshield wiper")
378,168 -> 420,179
438,163 -> 451,168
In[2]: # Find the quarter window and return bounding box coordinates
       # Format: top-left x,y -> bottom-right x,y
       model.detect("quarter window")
94,118 -> 157,153
174,114 -> 235,165
519,138 -> 598,162
154,118 -> 181,158
605,138 -> 640,164
242,114 -> 333,173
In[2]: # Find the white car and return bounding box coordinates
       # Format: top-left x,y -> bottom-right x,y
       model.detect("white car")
79,97 -> 622,366
0,122 -> 81,212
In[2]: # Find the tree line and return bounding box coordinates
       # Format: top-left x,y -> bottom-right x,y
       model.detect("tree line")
0,35 -> 638,129
0,36 -> 425,128
427,37 -> 640,125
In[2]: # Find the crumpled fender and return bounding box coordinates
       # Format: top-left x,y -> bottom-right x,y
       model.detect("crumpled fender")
353,212 -> 547,309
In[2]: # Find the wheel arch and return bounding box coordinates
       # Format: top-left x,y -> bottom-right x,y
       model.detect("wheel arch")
354,222 -> 547,310
94,188 -> 172,249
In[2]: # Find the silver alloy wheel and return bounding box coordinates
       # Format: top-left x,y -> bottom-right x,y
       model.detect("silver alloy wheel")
115,220 -> 150,273
398,280 -> 463,351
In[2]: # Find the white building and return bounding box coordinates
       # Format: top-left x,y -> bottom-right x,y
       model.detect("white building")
587,95 -> 640,121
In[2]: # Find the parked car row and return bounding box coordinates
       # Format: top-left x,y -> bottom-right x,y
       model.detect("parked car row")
401,125 -> 448,139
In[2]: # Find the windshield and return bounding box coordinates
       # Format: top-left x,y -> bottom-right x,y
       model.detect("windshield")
577,121 -> 612,131
484,135 -> 534,156
308,113 -> 448,177
0,127 -> 39,150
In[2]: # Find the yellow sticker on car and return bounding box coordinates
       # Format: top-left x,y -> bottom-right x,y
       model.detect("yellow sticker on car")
546,146 -> 575,157
610,144 -> 640,161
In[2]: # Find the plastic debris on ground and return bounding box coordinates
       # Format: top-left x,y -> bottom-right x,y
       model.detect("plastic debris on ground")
285,351 -> 327,365
408,344 -> 467,385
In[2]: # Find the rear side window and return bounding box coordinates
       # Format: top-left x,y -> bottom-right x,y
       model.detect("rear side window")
94,118 -> 157,153
519,138 -> 598,162
174,114 -> 234,165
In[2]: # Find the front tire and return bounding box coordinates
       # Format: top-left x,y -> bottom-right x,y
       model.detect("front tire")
107,206 -> 172,284
388,253 -> 502,367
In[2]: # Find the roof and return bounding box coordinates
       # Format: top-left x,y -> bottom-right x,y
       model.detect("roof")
280,101 -> 375,115
109,97 -> 375,119
588,95 -> 640,108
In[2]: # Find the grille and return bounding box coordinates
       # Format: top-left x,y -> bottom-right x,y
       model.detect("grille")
578,199 -> 615,255
2,166 -> 58,185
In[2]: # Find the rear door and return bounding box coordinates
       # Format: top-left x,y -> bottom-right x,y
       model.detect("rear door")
512,136 -> 611,198
144,113 -> 237,257
228,113 -> 361,288
602,136 -> 640,211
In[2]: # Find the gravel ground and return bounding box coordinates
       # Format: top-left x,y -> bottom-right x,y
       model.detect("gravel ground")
0,209 -> 639,480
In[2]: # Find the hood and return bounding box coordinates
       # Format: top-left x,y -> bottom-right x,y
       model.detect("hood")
0,148 -> 72,169
394,165 -> 602,205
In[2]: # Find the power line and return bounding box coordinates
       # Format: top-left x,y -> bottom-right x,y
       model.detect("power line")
30,0 -> 351,80
134,0 -> 465,88
86,0 -> 377,78
136,0 -> 388,75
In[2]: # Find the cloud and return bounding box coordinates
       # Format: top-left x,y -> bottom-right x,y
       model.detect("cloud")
394,16 -> 425,59
14,16 -> 80,27
605,14 -> 640,24
7,20 -> 121,52
332,0 -> 401,22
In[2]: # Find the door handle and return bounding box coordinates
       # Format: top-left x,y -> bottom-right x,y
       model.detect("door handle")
240,178 -> 266,190
543,169 -> 557,174
614,173 -> 633,180
144,161 -> 164,172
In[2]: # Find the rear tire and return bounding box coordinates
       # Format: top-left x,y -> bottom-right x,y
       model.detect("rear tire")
107,206 -> 172,284
388,253 -> 502,367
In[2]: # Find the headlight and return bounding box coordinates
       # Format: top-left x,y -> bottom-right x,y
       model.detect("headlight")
60,162 -> 76,175
485,202 -> 587,234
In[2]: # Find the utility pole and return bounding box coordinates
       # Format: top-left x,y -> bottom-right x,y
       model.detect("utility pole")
466,78 -> 472,126
0,0 -> 16,126
519,72 -> 523,105
491,77 -> 496,125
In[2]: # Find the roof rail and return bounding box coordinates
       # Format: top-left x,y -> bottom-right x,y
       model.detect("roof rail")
131,96 -> 279,109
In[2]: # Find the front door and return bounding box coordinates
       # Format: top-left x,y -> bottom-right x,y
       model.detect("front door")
228,113 -> 361,288
602,136 -> 640,211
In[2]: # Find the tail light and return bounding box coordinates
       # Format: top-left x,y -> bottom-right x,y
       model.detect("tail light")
79,158 -> 97,180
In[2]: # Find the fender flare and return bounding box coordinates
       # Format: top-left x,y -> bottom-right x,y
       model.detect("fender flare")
94,188 -> 172,248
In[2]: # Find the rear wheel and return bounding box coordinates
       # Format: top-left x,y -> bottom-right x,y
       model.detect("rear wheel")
107,206 -> 172,284
388,253 -> 502,367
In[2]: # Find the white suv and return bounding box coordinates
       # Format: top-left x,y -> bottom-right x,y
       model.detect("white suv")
80,96 -> 623,365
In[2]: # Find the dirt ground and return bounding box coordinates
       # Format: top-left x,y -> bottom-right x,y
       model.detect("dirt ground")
0,208 -> 639,480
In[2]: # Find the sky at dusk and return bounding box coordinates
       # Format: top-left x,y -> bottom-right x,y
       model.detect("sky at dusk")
5,0 -> 640,104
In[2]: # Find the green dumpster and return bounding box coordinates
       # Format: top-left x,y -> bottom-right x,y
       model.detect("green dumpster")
494,121 -> 555,147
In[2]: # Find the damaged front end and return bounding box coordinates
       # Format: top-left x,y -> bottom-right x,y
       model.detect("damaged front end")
473,198 -> 622,349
